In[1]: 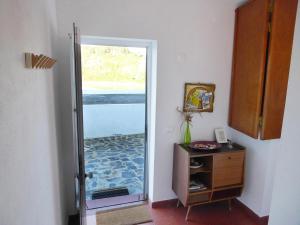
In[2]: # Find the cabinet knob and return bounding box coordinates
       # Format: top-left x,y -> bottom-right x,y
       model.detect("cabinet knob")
228,156 -> 232,160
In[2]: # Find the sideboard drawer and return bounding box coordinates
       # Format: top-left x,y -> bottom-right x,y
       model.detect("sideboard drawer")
188,192 -> 210,205
213,152 -> 244,188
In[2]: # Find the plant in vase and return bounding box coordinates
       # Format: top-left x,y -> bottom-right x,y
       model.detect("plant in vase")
177,106 -> 201,145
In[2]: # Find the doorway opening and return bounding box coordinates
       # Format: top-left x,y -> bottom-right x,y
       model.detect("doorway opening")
80,37 -> 156,210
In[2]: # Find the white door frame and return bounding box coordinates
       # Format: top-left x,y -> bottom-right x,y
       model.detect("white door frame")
80,36 -> 158,202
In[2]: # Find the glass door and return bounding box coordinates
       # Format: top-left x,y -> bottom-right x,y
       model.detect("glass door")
80,41 -> 148,209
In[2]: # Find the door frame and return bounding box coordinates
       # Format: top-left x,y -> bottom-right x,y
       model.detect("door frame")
78,36 -> 158,204
71,24 -> 86,225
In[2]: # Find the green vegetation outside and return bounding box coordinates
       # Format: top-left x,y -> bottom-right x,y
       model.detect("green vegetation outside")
81,45 -> 146,91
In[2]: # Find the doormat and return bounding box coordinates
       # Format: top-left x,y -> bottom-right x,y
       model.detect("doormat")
96,204 -> 152,225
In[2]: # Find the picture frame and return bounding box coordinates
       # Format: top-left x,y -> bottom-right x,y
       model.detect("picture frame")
214,128 -> 228,144
183,83 -> 215,112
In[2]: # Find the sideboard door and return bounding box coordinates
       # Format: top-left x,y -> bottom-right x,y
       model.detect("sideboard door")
213,152 -> 245,188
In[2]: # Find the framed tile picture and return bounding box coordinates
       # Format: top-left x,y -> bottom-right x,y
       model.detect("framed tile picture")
183,83 -> 215,112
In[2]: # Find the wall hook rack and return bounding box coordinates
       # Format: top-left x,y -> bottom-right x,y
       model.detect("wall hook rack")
25,53 -> 56,69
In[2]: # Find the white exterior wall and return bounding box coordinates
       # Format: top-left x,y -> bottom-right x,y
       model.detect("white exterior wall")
83,104 -> 145,138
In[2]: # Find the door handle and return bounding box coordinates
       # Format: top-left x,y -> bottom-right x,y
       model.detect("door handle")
85,172 -> 93,179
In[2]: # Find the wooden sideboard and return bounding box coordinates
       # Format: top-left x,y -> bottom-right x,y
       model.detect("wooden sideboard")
172,143 -> 245,220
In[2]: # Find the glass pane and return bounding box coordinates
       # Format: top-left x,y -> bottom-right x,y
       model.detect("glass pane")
81,44 -> 146,205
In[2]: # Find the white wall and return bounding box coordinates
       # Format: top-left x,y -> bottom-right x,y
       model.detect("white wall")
0,0 -> 65,225
83,104 -> 145,138
228,130 -> 279,216
55,0 -> 240,213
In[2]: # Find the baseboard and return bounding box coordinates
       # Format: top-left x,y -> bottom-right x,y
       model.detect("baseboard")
151,198 -> 178,208
233,199 -> 269,224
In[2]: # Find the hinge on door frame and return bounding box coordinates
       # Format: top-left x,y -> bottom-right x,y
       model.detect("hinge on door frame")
268,21 -> 272,33
259,116 -> 263,128
268,0 -> 275,33
269,0 -> 274,13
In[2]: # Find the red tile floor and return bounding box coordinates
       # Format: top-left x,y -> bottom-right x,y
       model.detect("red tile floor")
144,200 -> 268,225
86,199 -> 268,225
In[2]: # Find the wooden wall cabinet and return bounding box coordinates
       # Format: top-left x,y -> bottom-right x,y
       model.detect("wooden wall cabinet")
229,0 -> 298,140
172,144 -> 245,220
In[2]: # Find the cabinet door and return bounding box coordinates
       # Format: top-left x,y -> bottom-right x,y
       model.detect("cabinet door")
261,0 -> 298,139
213,152 -> 245,188
229,0 -> 270,138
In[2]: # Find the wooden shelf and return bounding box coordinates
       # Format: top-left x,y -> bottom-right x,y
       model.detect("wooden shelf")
190,167 -> 212,174
189,189 -> 212,195
213,184 -> 243,192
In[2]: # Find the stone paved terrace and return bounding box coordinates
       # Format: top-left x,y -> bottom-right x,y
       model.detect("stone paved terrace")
84,133 -> 145,200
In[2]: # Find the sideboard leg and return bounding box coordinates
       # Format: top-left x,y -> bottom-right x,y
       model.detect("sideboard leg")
185,206 -> 192,221
176,200 -> 181,208
228,199 -> 232,211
